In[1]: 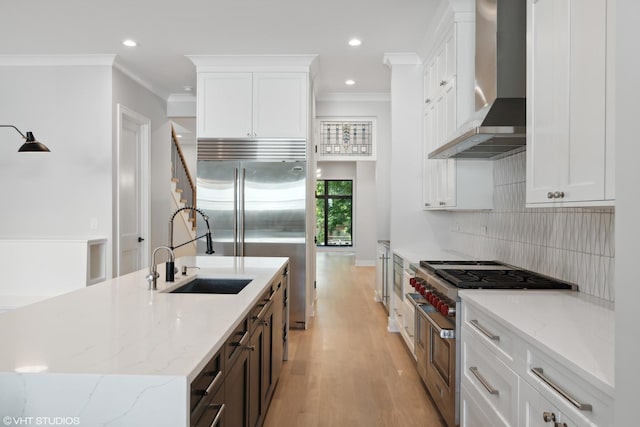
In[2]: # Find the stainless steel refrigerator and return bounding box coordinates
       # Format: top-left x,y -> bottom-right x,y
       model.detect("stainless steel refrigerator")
196,140 -> 309,328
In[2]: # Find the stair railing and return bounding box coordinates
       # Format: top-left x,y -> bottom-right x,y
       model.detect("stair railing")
170,127 -> 196,223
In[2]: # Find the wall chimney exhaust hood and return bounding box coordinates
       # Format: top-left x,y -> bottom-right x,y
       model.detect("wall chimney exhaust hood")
429,0 -> 526,160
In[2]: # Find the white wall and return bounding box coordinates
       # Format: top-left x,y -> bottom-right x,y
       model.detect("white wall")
355,161 -> 376,266
0,63 -> 114,275
386,59 -> 451,261
315,99 -> 391,241
615,0 -> 639,423
112,69 -> 171,263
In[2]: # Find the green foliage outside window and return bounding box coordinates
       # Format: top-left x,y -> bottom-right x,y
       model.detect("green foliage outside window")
316,180 -> 353,246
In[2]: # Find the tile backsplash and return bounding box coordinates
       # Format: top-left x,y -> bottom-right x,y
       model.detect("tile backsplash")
449,151 -> 615,301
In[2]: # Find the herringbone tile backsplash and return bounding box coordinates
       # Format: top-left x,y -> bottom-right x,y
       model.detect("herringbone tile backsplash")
450,151 -> 615,301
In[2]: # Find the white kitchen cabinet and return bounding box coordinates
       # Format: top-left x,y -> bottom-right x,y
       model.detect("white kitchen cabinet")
526,0 -> 614,207
460,296 -> 613,427
197,72 -> 308,139
461,383 -> 510,427
519,380 -> 578,427
422,22 -> 493,211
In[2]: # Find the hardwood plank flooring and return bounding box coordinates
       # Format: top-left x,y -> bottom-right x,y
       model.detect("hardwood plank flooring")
264,252 -> 446,427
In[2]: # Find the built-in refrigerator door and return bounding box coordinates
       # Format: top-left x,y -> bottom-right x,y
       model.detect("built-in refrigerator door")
196,160 -> 240,256
240,161 -> 307,328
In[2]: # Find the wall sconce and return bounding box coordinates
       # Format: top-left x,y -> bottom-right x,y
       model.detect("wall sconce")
1,125 -> 51,152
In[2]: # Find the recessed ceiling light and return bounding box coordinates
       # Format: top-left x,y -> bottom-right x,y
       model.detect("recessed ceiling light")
123,39 -> 137,47
183,86 -> 193,92
345,79 -> 356,86
348,38 -> 362,47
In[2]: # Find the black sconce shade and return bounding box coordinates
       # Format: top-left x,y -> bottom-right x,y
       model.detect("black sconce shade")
1,125 -> 51,152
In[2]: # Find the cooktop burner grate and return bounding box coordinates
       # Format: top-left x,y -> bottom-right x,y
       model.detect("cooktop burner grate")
435,269 -> 573,290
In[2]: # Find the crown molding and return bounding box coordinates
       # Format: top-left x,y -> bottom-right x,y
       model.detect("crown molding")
187,54 -> 318,72
0,54 -> 116,66
382,53 -> 422,68
113,60 -> 168,100
315,92 -> 390,102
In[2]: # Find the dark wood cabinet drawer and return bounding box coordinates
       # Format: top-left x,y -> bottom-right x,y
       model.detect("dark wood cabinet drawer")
225,316 -> 250,370
193,382 -> 225,427
190,348 -> 224,426
250,287 -> 274,333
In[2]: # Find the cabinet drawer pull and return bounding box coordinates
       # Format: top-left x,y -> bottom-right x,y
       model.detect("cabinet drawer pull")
246,345 -> 256,351
404,326 -> 414,338
469,319 -> 500,341
207,403 -> 225,427
469,366 -> 499,395
531,367 -> 593,411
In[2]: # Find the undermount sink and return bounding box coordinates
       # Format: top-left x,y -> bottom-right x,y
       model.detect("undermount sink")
169,278 -> 253,294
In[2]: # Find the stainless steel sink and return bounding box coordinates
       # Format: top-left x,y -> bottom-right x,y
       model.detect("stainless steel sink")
169,278 -> 252,294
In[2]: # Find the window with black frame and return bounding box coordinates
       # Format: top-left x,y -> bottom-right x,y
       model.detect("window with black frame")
315,180 -> 353,247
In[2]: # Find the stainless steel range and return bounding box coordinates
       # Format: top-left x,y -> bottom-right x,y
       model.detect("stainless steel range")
408,261 -> 576,427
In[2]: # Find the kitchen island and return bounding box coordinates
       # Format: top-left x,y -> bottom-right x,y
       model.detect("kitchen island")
0,255 -> 289,427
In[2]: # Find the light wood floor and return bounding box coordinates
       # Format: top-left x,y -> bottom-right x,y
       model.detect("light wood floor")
263,252 -> 446,427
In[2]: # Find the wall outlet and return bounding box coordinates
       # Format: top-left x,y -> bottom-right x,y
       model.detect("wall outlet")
90,217 -> 98,230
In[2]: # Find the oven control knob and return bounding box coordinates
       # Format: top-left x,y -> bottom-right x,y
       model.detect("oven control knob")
410,277 -> 416,288
437,301 -> 444,311
440,304 -> 449,316
433,296 -> 440,307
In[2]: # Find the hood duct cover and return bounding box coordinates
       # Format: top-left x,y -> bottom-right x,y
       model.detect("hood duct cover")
429,0 -> 527,159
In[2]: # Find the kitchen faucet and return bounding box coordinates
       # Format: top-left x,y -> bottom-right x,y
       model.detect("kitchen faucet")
146,246 -> 175,290
169,206 -> 215,255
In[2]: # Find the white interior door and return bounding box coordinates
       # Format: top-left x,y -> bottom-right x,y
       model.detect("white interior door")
117,105 -> 150,276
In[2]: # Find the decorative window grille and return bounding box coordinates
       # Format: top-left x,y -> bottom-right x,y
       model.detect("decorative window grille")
317,117 -> 376,160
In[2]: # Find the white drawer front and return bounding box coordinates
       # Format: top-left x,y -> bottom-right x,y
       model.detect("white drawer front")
527,347 -> 613,427
463,301 -> 523,367
461,383 -> 509,427
462,328 -> 518,427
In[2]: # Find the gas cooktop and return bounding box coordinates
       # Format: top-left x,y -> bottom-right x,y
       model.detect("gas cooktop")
418,260 -> 575,290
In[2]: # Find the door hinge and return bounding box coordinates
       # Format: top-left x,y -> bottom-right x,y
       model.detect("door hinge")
314,145 -> 317,153
314,280 -> 317,289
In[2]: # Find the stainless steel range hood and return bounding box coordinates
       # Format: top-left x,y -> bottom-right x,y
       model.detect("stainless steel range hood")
429,0 -> 526,160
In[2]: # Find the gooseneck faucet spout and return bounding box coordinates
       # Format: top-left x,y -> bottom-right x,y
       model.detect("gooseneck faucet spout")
169,206 -> 215,254
146,246 -> 175,290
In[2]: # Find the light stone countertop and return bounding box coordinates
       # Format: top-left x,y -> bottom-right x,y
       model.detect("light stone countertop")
0,255 -> 288,382
459,290 -> 614,396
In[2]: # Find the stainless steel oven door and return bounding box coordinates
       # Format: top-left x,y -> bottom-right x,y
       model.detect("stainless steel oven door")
415,305 -> 430,384
423,309 -> 457,427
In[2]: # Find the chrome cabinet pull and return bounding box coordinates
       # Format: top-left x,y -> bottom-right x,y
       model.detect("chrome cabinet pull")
469,319 -> 500,341
547,191 -> 566,199
542,412 -> 556,422
469,366 -> 499,395
531,367 -> 593,411
207,403 -> 225,427
440,80 -> 447,86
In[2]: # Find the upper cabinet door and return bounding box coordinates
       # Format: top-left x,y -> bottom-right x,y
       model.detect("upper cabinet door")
526,0 -> 610,206
197,72 -> 308,140
198,72 -> 253,139
253,73 -> 308,139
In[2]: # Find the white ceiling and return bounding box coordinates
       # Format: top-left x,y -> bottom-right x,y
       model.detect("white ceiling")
1,0 -> 445,99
